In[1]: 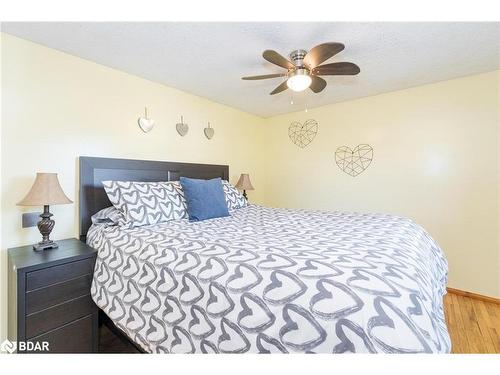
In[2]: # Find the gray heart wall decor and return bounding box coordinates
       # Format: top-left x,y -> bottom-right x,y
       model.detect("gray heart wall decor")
138,107 -> 155,133
288,119 -> 318,148
176,116 -> 189,137
204,122 -> 214,140
335,144 -> 373,177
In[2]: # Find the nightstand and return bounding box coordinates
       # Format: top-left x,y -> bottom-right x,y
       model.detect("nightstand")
8,238 -> 98,353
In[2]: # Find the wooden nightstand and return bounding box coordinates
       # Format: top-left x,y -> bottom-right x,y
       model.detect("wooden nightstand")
8,238 -> 98,353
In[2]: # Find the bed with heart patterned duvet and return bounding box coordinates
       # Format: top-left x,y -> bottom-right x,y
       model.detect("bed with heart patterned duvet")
88,204 -> 451,353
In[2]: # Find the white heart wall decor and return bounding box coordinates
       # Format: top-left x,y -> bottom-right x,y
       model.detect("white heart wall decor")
138,117 -> 155,133
138,107 -> 155,133
288,119 -> 318,148
335,144 -> 373,177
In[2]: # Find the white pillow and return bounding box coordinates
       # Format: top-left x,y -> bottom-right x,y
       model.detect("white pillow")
222,180 -> 247,210
102,180 -> 187,227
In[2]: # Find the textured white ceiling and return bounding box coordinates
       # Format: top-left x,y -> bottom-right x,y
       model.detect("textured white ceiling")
2,22 -> 499,117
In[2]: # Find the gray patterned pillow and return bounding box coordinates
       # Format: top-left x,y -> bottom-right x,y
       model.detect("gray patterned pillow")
102,180 -> 187,227
91,206 -> 124,225
222,180 -> 247,210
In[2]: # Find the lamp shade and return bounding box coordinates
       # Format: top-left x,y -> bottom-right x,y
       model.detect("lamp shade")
235,174 -> 254,191
17,173 -> 73,206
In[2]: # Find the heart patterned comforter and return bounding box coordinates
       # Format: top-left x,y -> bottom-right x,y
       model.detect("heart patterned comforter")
88,205 -> 451,353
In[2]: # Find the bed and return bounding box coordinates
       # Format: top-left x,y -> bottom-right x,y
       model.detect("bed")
80,156 -> 451,353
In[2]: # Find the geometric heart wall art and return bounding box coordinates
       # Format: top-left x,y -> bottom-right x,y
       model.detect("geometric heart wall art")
288,119 -> 318,148
335,144 -> 374,177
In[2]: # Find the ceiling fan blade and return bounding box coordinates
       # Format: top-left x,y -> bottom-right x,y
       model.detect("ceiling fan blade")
241,73 -> 286,80
309,76 -> 327,93
303,43 -> 345,68
313,62 -> 360,76
263,50 -> 295,70
270,80 -> 289,95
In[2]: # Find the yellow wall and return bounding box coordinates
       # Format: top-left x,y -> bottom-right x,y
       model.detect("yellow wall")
262,70 -> 500,299
1,33 -> 499,342
0,33 -> 267,340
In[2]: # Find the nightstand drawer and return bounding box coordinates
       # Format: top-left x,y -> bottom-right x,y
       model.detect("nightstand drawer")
29,314 -> 95,353
26,294 -> 95,338
26,274 -> 93,315
26,258 -> 95,291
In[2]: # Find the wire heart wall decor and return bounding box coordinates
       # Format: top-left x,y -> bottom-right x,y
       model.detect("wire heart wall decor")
335,144 -> 374,177
288,119 -> 318,148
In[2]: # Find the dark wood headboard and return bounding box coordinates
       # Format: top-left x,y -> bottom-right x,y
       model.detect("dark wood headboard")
78,156 -> 229,241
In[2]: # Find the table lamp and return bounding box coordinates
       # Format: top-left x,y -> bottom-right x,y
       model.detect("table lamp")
17,173 -> 73,251
235,173 -> 254,200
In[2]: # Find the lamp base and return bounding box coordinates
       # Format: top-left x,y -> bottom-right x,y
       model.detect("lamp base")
33,240 -> 58,252
34,205 -> 57,252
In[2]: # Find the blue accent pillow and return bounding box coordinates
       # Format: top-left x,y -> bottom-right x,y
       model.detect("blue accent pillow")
179,177 -> 229,221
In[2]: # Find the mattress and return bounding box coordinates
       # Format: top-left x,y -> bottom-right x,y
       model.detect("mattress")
88,204 -> 451,353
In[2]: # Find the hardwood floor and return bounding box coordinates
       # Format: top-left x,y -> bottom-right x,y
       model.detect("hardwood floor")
444,292 -> 500,353
98,291 -> 500,354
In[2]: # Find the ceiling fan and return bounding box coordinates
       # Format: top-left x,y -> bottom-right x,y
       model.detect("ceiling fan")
242,42 -> 360,95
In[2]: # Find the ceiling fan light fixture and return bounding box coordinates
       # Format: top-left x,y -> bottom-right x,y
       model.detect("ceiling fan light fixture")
287,69 -> 312,92
242,44 -> 359,96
